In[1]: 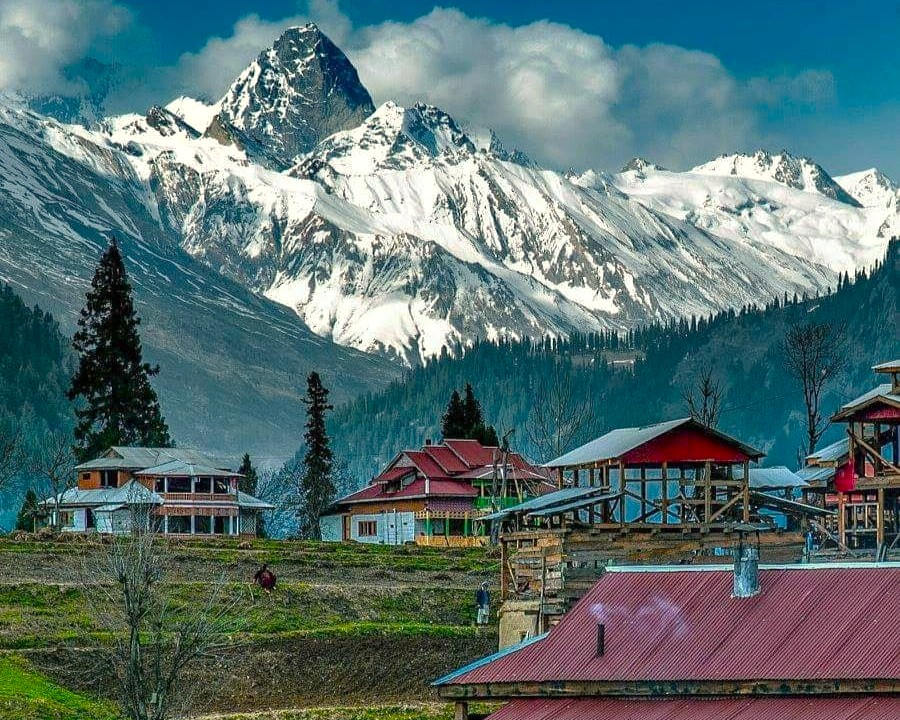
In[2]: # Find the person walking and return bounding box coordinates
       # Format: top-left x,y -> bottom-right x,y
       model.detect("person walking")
476,581 -> 490,625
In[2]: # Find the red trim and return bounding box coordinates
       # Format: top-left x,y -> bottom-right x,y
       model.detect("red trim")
621,425 -> 753,464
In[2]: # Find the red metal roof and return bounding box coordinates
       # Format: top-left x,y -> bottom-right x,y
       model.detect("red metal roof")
444,438 -> 499,467
446,565 -> 900,685
423,445 -> 470,473
486,697 -> 900,720
334,478 -> 476,505
405,450 -> 452,479
373,466 -> 417,483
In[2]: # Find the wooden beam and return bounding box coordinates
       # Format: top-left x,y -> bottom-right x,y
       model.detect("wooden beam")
851,431 -> 900,476
704,461 -> 712,524
742,460 -> 750,523
437,677 -> 900,700
877,487 -> 886,547
661,462 -> 668,526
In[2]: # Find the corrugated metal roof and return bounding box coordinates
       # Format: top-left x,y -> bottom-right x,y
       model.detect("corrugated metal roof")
806,437 -> 849,464
796,465 -> 836,485
236,491 -> 274,510
740,466 -> 807,489
750,491 -> 833,517
76,446 -> 234,471
442,564 -> 900,685
873,359 -> 900,372
423,445 -> 470,473
544,418 -> 761,468
478,485 -> 614,522
134,459 -> 241,477
527,491 -> 622,518
44,480 -> 162,507
486,696 -> 900,720
833,384 -> 900,420
444,439 -> 498,467
405,450 -> 452,479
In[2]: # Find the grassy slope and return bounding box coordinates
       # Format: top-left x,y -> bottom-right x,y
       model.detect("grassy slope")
0,657 -> 119,720
0,537 -> 498,716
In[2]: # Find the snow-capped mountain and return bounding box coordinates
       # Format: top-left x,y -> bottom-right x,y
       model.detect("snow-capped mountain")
204,24 -> 374,170
614,152 -> 893,274
0,98 -> 395,457
0,24 -> 896,438
836,168 -> 898,208
690,150 -> 861,206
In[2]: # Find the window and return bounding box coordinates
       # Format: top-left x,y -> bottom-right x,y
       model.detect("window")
167,477 -> 191,493
100,470 -> 117,488
194,477 -> 212,494
213,516 -> 228,535
213,477 -> 230,494
166,515 -> 190,534
357,520 -> 377,537
80,473 -> 90,483
194,516 -> 211,534
154,478 -> 165,493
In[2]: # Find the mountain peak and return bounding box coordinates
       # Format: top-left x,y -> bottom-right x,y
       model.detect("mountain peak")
620,157 -> 666,175
834,168 -> 897,208
691,149 -> 861,206
204,25 -> 374,169
292,100 -> 477,177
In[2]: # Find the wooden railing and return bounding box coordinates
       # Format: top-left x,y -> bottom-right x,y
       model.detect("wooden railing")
161,493 -> 237,502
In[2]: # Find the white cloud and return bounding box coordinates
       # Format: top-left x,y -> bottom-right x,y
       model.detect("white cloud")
0,0 -> 131,95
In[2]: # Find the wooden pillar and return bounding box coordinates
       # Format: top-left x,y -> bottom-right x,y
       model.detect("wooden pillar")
454,701 -> 469,720
742,460 -> 751,523
661,462 -> 668,525
640,466 -> 647,522
589,467 -> 596,487
618,462 -> 626,525
703,461 -> 712,525
556,467 -> 563,489
573,468 -> 580,487
500,539 -> 508,600
877,487 -> 886,548
838,492 -> 846,548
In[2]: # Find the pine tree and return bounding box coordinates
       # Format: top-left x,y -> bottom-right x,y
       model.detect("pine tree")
299,372 -> 334,539
441,389 -> 468,439
237,452 -> 259,496
68,239 -> 171,461
15,488 -> 38,532
461,383 -> 484,431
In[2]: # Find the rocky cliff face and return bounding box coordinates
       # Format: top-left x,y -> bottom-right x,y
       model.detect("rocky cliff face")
205,24 -> 374,169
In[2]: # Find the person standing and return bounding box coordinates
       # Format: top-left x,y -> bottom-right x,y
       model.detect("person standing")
476,581 -> 490,625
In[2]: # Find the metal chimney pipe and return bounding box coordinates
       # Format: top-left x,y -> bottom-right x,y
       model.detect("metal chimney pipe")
732,544 -> 760,598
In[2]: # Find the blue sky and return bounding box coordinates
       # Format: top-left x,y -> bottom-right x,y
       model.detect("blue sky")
2,0 -> 897,176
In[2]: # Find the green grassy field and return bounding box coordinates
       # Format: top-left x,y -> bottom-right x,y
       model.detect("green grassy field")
0,656 -> 120,720
0,536 -> 499,717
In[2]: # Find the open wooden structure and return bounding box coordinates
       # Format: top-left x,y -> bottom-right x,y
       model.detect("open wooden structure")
485,419 -> 827,643
831,360 -> 900,553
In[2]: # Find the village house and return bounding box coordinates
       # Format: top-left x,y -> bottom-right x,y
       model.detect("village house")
435,557 -> 900,720
480,417 -> 829,644
320,438 -> 553,546
42,446 -> 271,536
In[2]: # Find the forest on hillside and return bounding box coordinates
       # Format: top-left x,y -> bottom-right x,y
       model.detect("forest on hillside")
329,240 -> 899,483
0,286 -> 74,528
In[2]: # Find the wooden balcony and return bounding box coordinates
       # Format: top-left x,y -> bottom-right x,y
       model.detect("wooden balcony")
161,492 -> 237,502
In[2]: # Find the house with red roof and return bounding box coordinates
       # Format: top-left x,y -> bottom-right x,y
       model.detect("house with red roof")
319,439 -> 552,546
435,556 -> 900,719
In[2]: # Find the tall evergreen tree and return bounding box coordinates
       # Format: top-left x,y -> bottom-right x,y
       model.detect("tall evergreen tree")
462,383 -> 484,430
441,389 -> 468,439
299,371 -> 334,539
68,238 -> 171,461
15,488 -> 38,532
237,452 -> 259,496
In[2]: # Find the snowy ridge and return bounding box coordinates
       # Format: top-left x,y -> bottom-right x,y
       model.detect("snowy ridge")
691,150 -> 861,206
0,25 -> 895,373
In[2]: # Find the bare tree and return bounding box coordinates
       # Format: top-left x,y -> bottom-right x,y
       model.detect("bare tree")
681,363 -> 725,429
79,502 -> 245,720
526,360 -> 595,463
0,419 -> 24,491
782,321 -> 847,455
29,431 -> 76,529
